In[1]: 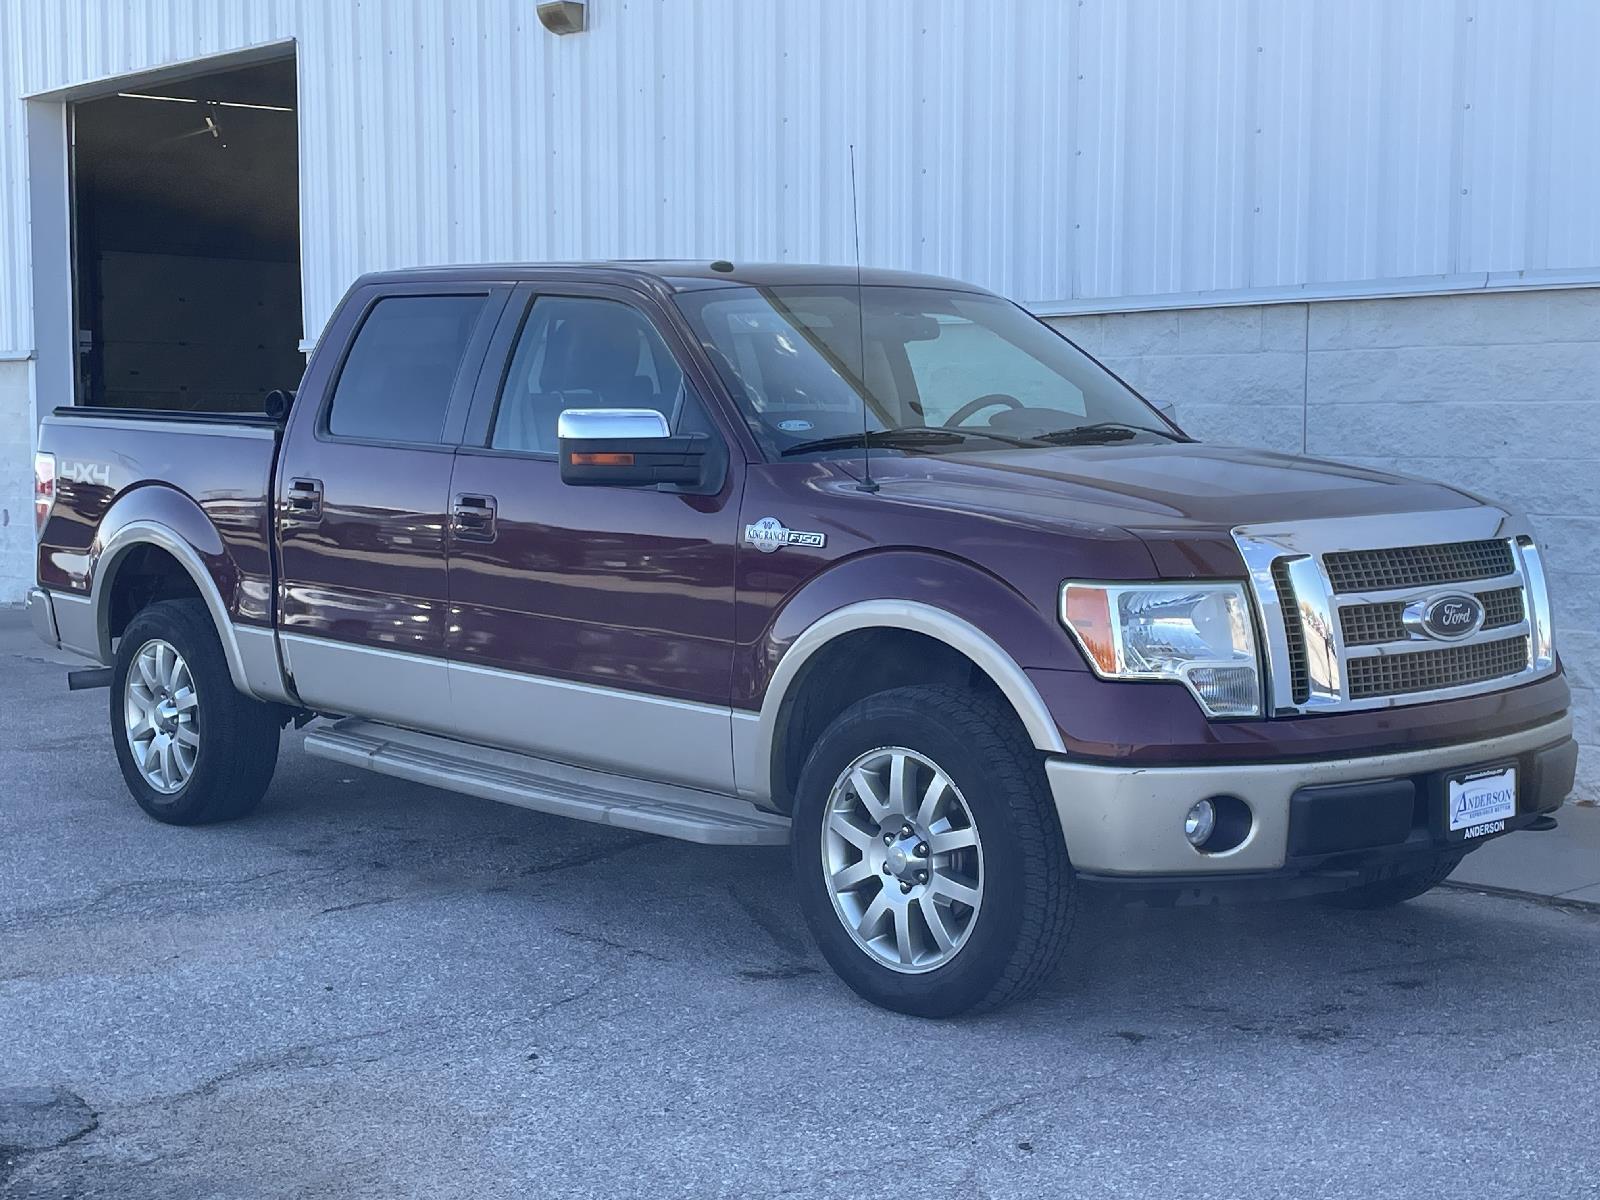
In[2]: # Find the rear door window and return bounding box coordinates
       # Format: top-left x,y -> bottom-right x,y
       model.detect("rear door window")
327,295 -> 489,443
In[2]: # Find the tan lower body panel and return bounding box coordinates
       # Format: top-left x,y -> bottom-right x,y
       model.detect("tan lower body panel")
1047,715 -> 1572,875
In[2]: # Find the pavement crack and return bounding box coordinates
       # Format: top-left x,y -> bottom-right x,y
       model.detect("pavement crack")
725,883 -> 811,960
0,866 -> 336,934
554,927 -> 669,962
517,836 -> 655,877
125,1025 -> 410,1110
317,895 -> 401,916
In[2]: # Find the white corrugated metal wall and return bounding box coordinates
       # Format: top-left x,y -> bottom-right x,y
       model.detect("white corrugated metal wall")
3,0 -> 1600,357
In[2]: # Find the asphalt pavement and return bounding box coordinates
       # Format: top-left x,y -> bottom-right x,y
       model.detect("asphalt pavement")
3,612 -> 1598,1199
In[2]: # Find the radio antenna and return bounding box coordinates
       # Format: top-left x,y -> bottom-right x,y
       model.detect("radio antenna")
849,143 -> 879,493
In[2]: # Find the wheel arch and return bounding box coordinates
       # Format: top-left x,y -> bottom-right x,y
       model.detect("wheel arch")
90,520 -> 258,695
736,600 -> 1067,810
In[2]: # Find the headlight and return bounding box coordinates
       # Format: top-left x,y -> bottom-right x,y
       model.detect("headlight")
1061,582 -> 1262,718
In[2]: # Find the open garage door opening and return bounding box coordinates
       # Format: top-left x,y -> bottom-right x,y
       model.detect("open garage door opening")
69,54 -> 302,412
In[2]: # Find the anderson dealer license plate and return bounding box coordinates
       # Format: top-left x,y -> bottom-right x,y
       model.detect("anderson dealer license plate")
1447,765 -> 1518,839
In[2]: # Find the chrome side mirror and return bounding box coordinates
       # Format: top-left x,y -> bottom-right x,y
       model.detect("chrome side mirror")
556,408 -> 671,441
557,407 -> 725,494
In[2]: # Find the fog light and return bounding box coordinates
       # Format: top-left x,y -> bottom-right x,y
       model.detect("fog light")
1184,799 -> 1217,847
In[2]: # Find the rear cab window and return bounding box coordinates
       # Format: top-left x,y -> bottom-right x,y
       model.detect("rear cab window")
326,294 -> 489,444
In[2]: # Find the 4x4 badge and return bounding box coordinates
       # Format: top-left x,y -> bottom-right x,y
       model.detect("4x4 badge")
744,516 -> 826,554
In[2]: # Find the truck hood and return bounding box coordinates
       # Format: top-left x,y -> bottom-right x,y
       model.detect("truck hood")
861,442 -> 1477,529
856,442 -> 1487,577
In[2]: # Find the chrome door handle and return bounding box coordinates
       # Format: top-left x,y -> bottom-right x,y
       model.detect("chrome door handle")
452,493 -> 497,542
284,478 -> 323,520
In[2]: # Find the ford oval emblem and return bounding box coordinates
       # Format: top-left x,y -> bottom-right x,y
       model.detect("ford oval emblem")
1406,593 -> 1486,641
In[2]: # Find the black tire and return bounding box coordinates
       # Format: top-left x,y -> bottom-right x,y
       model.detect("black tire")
110,598 -> 280,825
1321,851 -> 1464,909
791,684 -> 1076,1017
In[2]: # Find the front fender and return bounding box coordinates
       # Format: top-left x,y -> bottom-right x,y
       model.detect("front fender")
732,549 -> 1089,802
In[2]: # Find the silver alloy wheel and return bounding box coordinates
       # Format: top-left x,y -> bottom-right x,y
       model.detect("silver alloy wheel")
124,638 -> 200,795
820,746 -> 984,974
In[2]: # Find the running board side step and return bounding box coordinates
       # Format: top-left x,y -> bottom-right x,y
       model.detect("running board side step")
302,718 -> 791,846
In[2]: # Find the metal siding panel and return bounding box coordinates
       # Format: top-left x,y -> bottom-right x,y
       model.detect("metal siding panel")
4,0 -> 1600,357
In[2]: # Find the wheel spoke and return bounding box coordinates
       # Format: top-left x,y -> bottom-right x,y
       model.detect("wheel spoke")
918,893 -> 956,953
164,647 -> 183,691
174,722 -> 200,749
931,875 -> 981,910
830,858 -> 876,891
156,737 -> 176,789
137,653 -> 160,691
916,775 -> 948,827
172,686 -> 198,713
858,888 -> 892,937
887,753 -> 913,818
826,809 -> 875,851
927,826 -> 977,855
851,766 -> 891,822
892,902 -> 914,965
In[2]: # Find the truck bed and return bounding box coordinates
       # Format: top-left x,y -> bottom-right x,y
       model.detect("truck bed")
36,407 -> 283,634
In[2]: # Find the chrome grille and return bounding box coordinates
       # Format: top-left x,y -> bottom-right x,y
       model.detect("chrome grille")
1272,559 -> 1311,704
1347,636 -> 1530,700
1480,586 -> 1525,629
1323,539 -> 1516,593
1338,584 -> 1527,648
1233,513 -> 1554,716
1340,602 -> 1407,647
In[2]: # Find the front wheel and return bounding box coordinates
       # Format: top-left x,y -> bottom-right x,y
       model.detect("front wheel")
111,599 -> 281,824
791,685 -> 1076,1017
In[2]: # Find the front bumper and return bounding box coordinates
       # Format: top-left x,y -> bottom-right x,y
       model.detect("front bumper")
1047,714 -> 1575,883
26,587 -> 59,648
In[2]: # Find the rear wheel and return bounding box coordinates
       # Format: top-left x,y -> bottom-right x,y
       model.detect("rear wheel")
791,685 -> 1075,1017
1322,851 -> 1464,909
111,599 -> 280,824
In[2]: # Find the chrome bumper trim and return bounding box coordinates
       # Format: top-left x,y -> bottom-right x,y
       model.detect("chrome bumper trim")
1047,714 -> 1573,875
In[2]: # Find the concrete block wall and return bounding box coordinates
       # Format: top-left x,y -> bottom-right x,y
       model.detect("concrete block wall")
1050,287 -> 1598,803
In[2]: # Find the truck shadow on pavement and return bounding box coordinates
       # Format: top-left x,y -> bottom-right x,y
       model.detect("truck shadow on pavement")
232,739 -> 1594,1038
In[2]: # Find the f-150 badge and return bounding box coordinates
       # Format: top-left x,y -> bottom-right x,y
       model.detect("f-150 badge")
744,516 -> 827,554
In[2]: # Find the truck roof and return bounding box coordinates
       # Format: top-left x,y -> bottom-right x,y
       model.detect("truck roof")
354,260 -> 994,295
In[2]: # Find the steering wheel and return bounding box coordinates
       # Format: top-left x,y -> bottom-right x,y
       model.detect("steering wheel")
944,393 -> 1024,428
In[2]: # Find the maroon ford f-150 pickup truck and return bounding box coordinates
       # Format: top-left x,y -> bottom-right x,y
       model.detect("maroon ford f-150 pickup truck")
30,262 -> 1576,1015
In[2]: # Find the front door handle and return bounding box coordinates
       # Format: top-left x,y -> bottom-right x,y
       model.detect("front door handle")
283,477 -> 323,520
452,493 -> 497,542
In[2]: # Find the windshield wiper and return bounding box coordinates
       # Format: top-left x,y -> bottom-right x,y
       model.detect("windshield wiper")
1033,421 -> 1189,445
780,427 -> 967,456
781,425 -> 1063,456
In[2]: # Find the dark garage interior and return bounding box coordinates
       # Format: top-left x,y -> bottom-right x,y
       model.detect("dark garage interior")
70,55 -> 304,411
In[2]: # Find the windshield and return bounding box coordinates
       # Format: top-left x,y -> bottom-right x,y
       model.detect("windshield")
673,284 -> 1182,460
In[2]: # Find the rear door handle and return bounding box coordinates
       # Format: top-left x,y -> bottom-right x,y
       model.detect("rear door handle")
284,477 -> 323,520
452,493 -> 497,542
